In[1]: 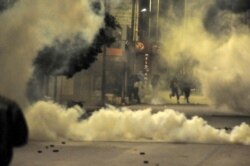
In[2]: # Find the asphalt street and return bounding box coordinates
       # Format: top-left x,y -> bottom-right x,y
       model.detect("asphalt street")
10,104 -> 250,166
11,141 -> 250,166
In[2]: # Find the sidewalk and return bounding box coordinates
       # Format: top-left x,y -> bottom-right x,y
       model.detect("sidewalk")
143,90 -> 210,105
84,91 -> 250,118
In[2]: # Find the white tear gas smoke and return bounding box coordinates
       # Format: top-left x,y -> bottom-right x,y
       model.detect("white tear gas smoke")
25,101 -> 250,145
158,0 -> 250,112
106,0 -> 121,7
0,0 -> 105,108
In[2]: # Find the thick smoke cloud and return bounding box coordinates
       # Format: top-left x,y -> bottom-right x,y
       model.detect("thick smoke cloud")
27,12 -> 120,102
204,0 -> 250,36
158,0 -> 250,112
0,0 -> 105,108
216,0 -> 250,13
34,37 -> 89,77
32,13 -> 120,78
25,101 -> 250,144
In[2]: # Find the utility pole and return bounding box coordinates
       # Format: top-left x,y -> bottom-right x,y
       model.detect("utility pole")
131,0 -> 136,42
148,0 -> 152,40
156,0 -> 160,41
101,0 -> 109,106
131,0 -> 139,74
101,46 -> 107,106
54,76 -> 57,101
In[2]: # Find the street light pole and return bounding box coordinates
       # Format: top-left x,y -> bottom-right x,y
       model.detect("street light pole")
131,0 -> 136,42
156,0 -> 160,41
101,0 -> 108,106
101,47 -> 107,106
148,0 -> 152,40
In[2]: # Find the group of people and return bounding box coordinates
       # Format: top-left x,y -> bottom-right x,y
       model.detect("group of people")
127,74 -> 192,105
169,77 -> 191,104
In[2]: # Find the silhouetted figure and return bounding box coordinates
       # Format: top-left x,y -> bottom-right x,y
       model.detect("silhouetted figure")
127,75 -> 134,104
0,96 -> 28,166
169,78 -> 180,104
128,75 -> 141,104
181,85 -> 191,103
133,77 -> 141,104
180,78 -> 192,104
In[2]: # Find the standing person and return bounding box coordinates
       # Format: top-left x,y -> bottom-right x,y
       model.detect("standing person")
180,80 -> 191,104
169,78 -> 180,104
128,75 -> 141,104
133,76 -> 141,104
0,95 -> 28,166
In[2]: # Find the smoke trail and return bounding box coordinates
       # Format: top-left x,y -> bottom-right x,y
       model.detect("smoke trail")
0,0 -> 16,12
0,0 -> 105,108
32,13 -> 120,79
25,101 -> 250,144
216,0 -> 250,13
204,0 -> 250,36
27,12 -> 120,102
157,0 -> 250,112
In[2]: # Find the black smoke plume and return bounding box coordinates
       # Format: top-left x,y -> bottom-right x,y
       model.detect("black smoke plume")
203,0 -> 250,36
27,13 -> 120,102
33,12 -> 120,77
0,0 -> 16,12
216,0 -> 250,13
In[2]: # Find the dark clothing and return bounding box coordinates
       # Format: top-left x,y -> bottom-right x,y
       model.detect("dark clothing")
132,86 -> 140,104
0,96 -> 28,166
181,86 -> 191,103
180,80 -> 192,104
128,76 -> 141,104
128,84 -> 140,104
170,79 -> 180,103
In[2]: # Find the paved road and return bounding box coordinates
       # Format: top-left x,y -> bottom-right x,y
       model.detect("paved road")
10,104 -> 250,166
11,141 -> 250,166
